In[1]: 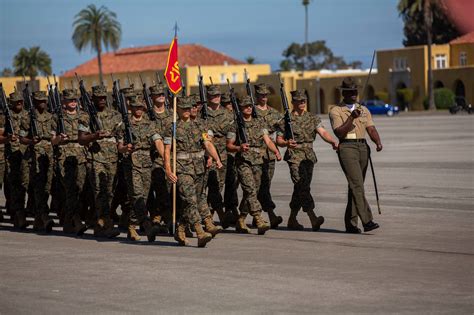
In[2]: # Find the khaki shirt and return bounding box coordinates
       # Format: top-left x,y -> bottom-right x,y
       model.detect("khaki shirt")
329,104 -> 374,139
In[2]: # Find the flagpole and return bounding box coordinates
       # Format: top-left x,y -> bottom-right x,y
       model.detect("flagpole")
172,95 -> 177,235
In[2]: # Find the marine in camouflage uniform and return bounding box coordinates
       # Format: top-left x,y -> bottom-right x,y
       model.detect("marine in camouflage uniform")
19,91 -> 55,232
163,96 -> 222,247
276,90 -> 338,231
204,85 -> 234,225
0,114 -> 8,222
5,91 -> 29,229
254,83 -> 283,229
51,89 -> 88,236
117,94 -> 161,242
147,83 -> 172,230
78,85 -> 121,238
226,96 -> 282,235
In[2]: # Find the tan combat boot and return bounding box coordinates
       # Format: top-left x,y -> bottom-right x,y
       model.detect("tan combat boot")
306,209 -> 325,232
203,216 -> 222,237
254,213 -> 270,235
142,220 -> 160,242
73,214 -> 88,236
41,213 -> 54,233
267,209 -> 283,229
235,214 -> 251,234
127,224 -> 141,241
152,215 -> 161,225
185,224 -> 194,238
194,222 -> 212,248
174,222 -> 189,246
287,209 -> 304,230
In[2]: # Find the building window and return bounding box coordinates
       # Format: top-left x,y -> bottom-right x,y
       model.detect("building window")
435,54 -> 447,69
393,57 -> 407,71
232,73 -> 237,83
460,52 -> 467,66
220,73 -> 226,83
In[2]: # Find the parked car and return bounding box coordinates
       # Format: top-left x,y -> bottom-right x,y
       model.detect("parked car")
362,100 -> 399,117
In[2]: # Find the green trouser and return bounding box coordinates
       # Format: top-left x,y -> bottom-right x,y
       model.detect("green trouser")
288,159 -> 315,213
87,160 -> 117,219
123,158 -> 152,226
30,151 -> 53,217
224,153 -> 239,214
6,150 -> 27,214
337,142 -> 373,228
258,158 -> 276,212
59,156 -> 87,220
177,172 -> 205,225
195,166 -> 212,220
207,159 -> 227,211
237,160 -> 263,217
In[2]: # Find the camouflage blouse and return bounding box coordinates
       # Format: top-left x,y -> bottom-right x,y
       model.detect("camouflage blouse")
227,117 -> 269,166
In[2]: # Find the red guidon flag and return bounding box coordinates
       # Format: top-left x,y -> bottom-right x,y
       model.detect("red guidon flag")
165,36 -> 182,95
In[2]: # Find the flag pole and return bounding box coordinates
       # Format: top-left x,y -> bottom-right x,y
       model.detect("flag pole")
172,95 -> 177,234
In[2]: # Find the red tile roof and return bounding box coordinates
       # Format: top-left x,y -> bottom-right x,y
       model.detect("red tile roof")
63,43 -> 245,77
450,31 -> 474,44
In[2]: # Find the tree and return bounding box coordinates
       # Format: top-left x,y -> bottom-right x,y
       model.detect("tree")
397,0 -> 458,110
398,0 -> 460,46
72,4 -> 121,84
245,56 -> 256,64
280,41 -> 362,71
0,68 -> 13,77
13,46 -> 52,81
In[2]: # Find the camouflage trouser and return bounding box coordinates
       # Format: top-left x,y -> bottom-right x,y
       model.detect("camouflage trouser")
288,159 -> 315,213
87,160 -> 117,220
224,154 -> 239,213
58,157 -> 87,219
123,159 -> 152,225
28,151 -> 53,217
176,172 -> 204,225
237,160 -> 263,217
111,159 -> 133,218
148,164 -> 171,222
0,146 -> 4,188
195,168 -> 212,220
207,159 -> 227,211
6,150 -> 27,214
258,158 -> 276,212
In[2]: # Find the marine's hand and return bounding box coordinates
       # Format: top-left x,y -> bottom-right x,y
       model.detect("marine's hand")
351,109 -> 361,119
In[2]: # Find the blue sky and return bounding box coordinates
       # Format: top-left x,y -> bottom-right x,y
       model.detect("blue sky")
0,0 -> 404,74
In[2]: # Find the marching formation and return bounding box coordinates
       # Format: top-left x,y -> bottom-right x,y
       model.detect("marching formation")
0,74 -> 383,247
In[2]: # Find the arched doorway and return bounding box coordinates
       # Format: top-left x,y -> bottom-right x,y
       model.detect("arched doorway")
365,85 -> 375,100
454,80 -> 465,97
435,80 -> 444,89
333,88 -> 340,105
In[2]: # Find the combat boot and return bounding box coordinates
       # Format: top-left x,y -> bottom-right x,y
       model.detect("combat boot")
194,222 -> 212,248
152,215 -> 162,225
185,224 -> 194,238
267,209 -> 283,229
235,214 -> 251,234
174,222 -> 189,246
222,210 -> 237,229
287,209 -> 304,230
214,208 -> 226,226
94,218 -> 120,239
305,209 -> 324,232
73,214 -> 88,236
127,224 -> 141,241
203,216 -> 222,237
142,220 -> 160,242
33,216 -> 43,232
62,214 -> 75,234
14,210 -> 28,230
254,213 -> 270,235
41,213 -> 54,233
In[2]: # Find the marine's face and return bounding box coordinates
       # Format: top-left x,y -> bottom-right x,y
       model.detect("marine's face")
131,106 -> 145,118
240,104 -> 252,116
152,94 -> 166,104
93,96 -> 107,110
208,94 -> 221,105
256,94 -> 268,105
63,99 -> 77,110
178,107 -> 191,119
292,99 -> 307,111
342,90 -> 358,103
12,100 -> 24,112
34,100 -> 47,111
190,104 -> 198,118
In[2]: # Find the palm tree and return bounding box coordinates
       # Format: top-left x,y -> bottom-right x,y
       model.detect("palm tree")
245,56 -> 256,64
398,0 -> 436,110
72,4 -> 121,84
13,46 -> 52,81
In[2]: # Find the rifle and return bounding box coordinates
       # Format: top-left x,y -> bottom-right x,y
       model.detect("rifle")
227,79 -> 248,144
75,73 -> 101,132
112,76 -> 134,145
243,69 -> 258,118
156,72 -> 170,110
278,73 -> 294,140
52,75 -> 66,135
0,83 -> 15,136
181,78 -> 186,97
139,74 -> 157,121
22,77 -> 39,139
198,66 -> 208,120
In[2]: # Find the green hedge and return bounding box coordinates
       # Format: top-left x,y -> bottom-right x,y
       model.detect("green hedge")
375,91 -> 389,103
423,88 -> 455,110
